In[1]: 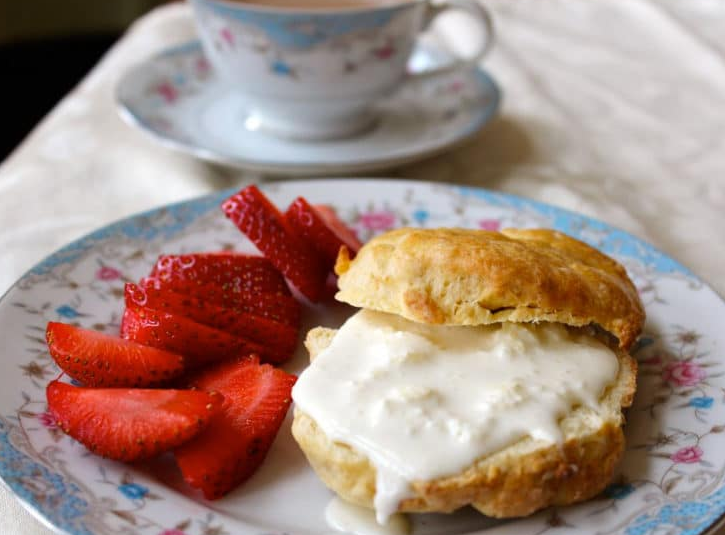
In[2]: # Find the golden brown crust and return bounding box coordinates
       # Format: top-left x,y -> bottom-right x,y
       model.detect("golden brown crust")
294,327 -> 638,518
293,412 -> 625,517
335,228 -> 645,350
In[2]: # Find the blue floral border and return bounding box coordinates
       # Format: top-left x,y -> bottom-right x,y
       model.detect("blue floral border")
28,191 -> 231,278
625,486 -> 725,535
24,183 -> 693,283
0,419 -> 92,535
455,186 -> 692,277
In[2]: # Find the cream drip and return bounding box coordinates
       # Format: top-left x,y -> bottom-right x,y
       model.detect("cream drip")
325,496 -> 410,535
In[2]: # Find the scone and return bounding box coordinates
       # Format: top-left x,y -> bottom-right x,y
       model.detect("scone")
291,228 -> 643,523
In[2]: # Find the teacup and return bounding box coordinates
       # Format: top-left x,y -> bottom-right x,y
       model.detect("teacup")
189,0 -> 494,140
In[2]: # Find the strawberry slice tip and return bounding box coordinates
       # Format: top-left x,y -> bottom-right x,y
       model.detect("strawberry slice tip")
175,355 -> 297,499
285,198 -> 361,264
312,204 -> 363,253
46,381 -> 223,462
46,322 -> 185,387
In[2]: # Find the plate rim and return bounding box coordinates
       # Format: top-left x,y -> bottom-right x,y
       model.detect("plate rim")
114,40 -> 502,176
5,179 -> 706,293
1,177 -> 724,535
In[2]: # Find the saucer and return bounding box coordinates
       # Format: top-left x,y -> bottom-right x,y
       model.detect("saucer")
116,41 -> 500,175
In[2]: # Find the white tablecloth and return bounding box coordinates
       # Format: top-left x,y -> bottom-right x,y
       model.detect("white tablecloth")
1,1 -> 723,533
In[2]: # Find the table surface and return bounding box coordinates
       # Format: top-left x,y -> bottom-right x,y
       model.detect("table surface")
1,1 -> 724,533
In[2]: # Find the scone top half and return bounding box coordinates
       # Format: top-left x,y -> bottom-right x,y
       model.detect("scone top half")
335,227 -> 645,351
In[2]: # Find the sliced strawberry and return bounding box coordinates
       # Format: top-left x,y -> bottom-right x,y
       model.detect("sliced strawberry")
151,253 -> 291,296
285,198 -> 362,264
125,283 -> 297,363
140,276 -> 301,328
175,356 -> 296,499
314,204 -> 363,262
46,322 -> 185,387
121,306 -> 273,366
221,185 -> 327,302
312,204 -> 363,252
46,380 -> 223,461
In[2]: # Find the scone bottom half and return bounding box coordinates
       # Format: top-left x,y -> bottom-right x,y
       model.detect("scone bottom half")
334,227 -> 645,351
292,227 -> 643,520
293,325 -> 637,519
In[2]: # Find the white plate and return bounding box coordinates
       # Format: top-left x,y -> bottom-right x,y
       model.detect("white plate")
1,179 -> 724,535
116,42 -> 500,175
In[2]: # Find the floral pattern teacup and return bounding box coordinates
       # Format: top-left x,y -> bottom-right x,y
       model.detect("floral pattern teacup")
189,0 -> 493,140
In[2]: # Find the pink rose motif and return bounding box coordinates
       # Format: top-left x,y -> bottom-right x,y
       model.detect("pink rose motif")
449,80 -> 465,93
196,57 -> 210,74
156,82 -> 178,104
373,40 -> 395,60
159,531 -> 186,535
670,445 -> 703,464
96,266 -> 121,281
663,361 -> 706,387
478,219 -> 501,231
359,211 -> 395,231
38,411 -> 57,429
220,27 -> 235,46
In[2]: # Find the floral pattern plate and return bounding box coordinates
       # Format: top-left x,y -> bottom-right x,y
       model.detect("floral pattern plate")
1,179 -> 724,535
115,42 -> 500,176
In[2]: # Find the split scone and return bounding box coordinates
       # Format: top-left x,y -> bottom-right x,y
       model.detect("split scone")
291,228 -> 644,523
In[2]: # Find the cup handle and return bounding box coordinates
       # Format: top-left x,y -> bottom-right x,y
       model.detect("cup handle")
408,0 -> 494,80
